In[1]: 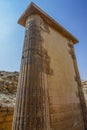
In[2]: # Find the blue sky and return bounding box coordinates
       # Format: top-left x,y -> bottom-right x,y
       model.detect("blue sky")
0,0 -> 87,80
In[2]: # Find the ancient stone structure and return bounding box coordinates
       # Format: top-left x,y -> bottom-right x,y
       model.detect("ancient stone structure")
12,2 -> 87,130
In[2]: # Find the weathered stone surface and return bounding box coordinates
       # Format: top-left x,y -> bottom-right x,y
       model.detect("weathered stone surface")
0,71 -> 18,94
82,81 -> 87,106
0,71 -> 18,130
0,75 -> 87,130
0,71 -> 18,107
1,3 -> 87,130
12,2 -> 87,130
42,25 -> 85,130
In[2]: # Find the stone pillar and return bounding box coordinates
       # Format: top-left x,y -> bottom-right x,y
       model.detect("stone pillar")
12,15 -> 51,130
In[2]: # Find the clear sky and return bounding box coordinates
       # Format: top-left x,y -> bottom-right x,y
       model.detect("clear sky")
0,0 -> 87,80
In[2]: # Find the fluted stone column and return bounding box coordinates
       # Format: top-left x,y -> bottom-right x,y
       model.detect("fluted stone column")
12,15 -> 51,130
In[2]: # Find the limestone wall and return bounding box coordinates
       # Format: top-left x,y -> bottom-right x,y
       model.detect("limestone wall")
40,19 -> 85,130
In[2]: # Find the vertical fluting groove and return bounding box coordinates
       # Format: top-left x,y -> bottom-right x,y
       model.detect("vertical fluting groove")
18,35 -> 28,130
47,76 -> 51,130
22,32 -> 29,130
19,66 -> 25,129
15,63 -> 25,130
17,34 -> 27,129
19,63 -> 27,129
34,64 -> 37,130
12,63 -> 22,129
23,68 -> 28,128
25,64 -> 30,130
24,43 -> 30,130
15,64 -> 24,129
19,64 -> 26,129
40,67 -> 43,129
28,37 -> 32,129
41,72 -> 44,129
36,64 -> 38,130
43,72 -> 47,130
32,64 -> 35,129
29,60 -> 33,129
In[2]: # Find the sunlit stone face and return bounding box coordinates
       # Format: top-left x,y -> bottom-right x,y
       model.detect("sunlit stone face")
12,3 -> 86,130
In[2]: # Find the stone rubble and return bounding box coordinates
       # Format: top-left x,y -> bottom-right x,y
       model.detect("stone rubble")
82,80 -> 87,106
0,71 -> 19,107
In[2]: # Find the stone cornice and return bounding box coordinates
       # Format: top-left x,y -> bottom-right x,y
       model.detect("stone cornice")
18,2 -> 78,44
